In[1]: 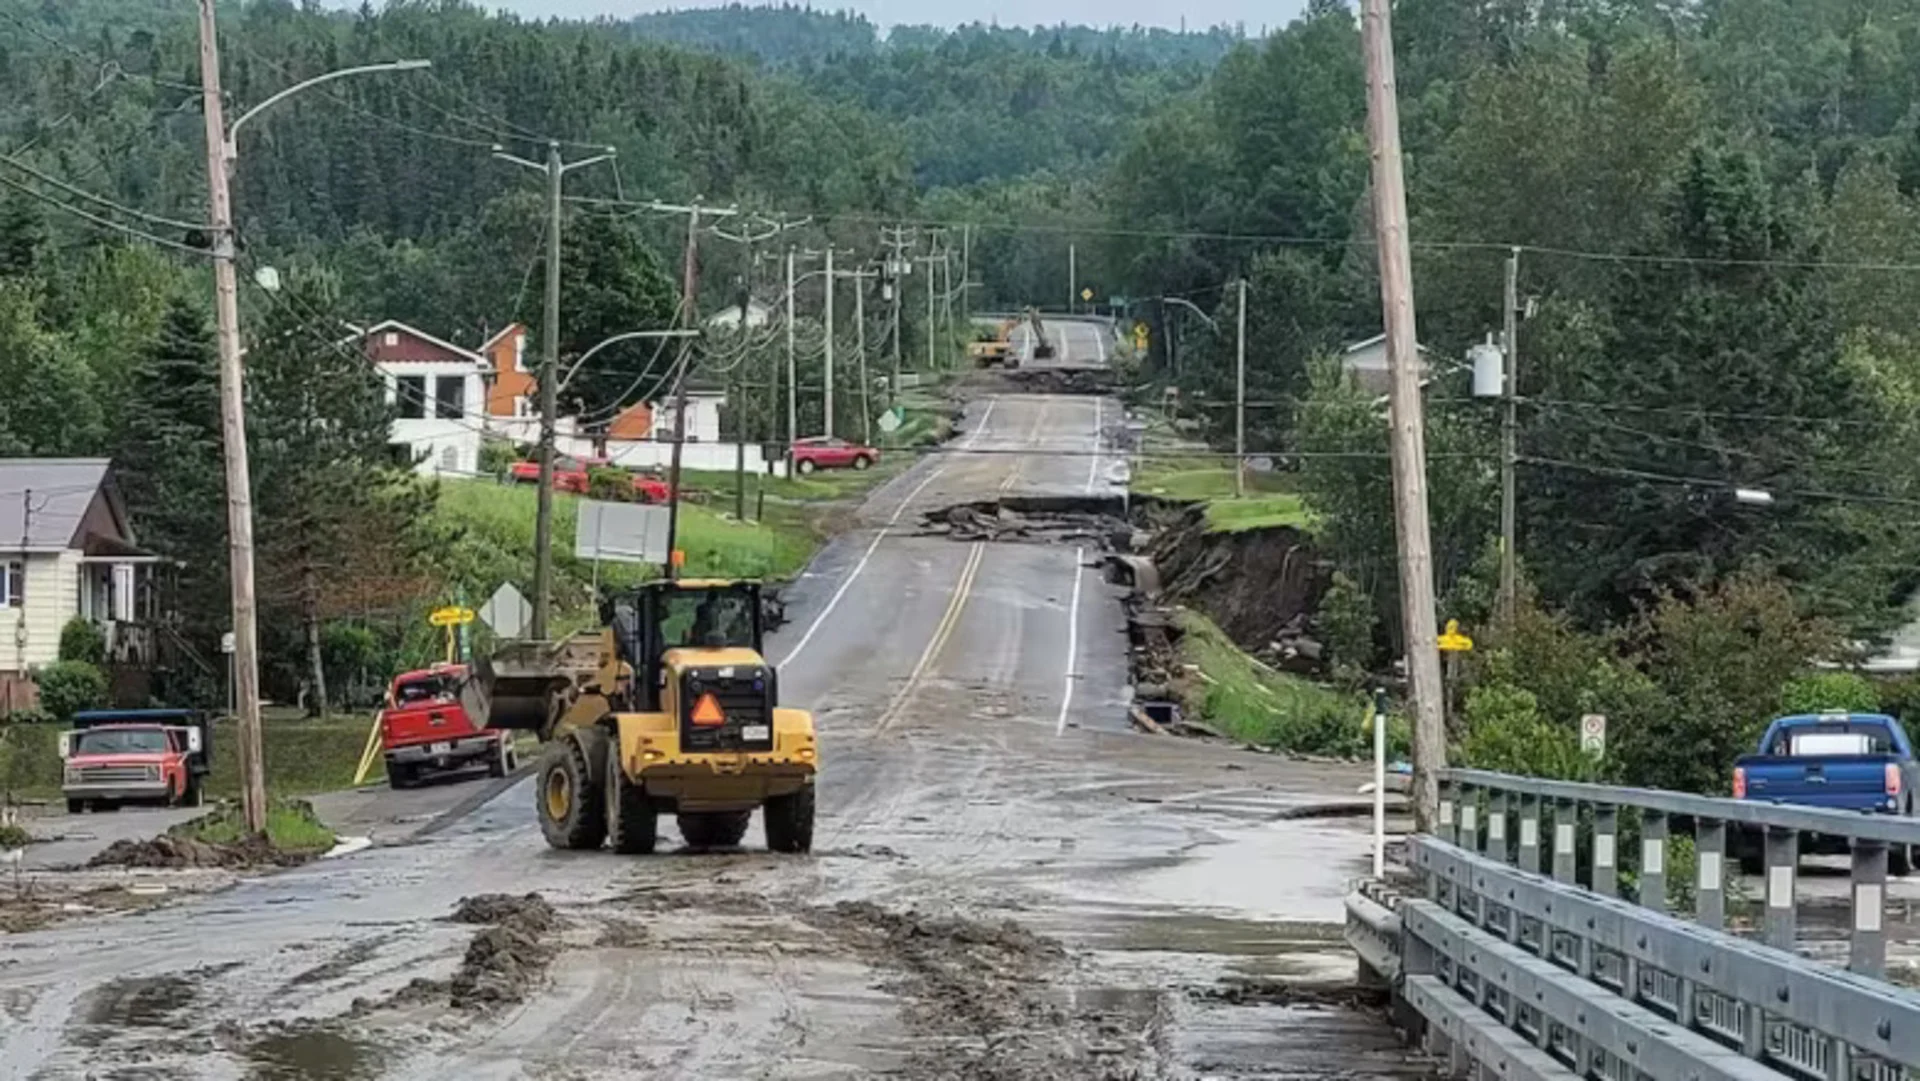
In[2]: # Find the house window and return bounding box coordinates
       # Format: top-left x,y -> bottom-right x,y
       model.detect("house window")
1,560 -> 21,607
383,331 -> 399,347
435,376 -> 466,420
440,446 -> 460,473
396,375 -> 426,419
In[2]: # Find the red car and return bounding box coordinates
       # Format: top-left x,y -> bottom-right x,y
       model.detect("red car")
509,455 -> 669,502
378,664 -> 517,789
790,437 -> 879,474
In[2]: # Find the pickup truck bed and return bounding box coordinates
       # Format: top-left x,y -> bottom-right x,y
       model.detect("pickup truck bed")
1734,712 -> 1917,874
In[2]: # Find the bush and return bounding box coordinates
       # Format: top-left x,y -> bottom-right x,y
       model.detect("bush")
35,660 -> 107,722
1780,671 -> 1878,714
478,439 -> 520,476
1318,571 -> 1376,679
2,706 -> 52,726
1458,683 -> 1601,781
57,618 -> 105,666
588,467 -> 634,502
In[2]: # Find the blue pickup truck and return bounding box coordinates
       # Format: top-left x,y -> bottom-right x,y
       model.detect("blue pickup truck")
1733,712 -> 1919,874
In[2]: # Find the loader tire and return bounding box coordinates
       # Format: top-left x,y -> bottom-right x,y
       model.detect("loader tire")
607,757 -> 658,855
764,784 -> 815,854
678,810 -> 750,849
538,729 -> 608,851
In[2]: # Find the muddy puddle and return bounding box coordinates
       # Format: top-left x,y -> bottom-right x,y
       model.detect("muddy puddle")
245,1027 -> 384,1080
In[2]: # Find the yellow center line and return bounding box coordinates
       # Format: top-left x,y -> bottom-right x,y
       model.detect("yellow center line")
873,541 -> 987,733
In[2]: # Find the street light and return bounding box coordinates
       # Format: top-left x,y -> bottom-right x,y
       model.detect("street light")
195,0 -> 431,834
223,59 -> 432,160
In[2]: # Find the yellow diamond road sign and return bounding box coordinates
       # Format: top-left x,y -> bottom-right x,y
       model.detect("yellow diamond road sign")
1081,287 -> 1094,301
1437,618 -> 1474,653
429,605 -> 476,628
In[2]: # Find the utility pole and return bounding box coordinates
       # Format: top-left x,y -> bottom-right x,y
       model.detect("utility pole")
195,15 -> 427,834
1235,277 -> 1248,499
785,247 -> 798,447
664,203 -> 702,578
1498,246 -> 1520,627
960,224 -> 972,327
1361,0 -> 1446,831
881,225 -> 914,404
195,0 -> 267,834
823,248 -> 835,438
492,140 -> 614,639
852,269 -> 871,445
1068,241 -> 1077,314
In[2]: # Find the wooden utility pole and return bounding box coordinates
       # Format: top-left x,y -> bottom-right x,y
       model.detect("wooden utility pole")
1360,0 -> 1446,831
823,248 -> 835,438
664,203 -> 702,578
785,247 -> 798,445
1235,277 -> 1248,499
491,141 -> 614,638
1498,246 -> 1521,626
196,0 -> 267,834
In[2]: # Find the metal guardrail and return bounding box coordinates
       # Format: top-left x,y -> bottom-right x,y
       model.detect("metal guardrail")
1346,767 -> 1920,1081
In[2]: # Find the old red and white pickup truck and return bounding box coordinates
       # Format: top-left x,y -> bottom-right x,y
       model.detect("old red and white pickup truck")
60,709 -> 211,813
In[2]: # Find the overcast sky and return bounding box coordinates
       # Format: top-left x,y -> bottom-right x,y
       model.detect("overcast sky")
389,1 -> 1307,33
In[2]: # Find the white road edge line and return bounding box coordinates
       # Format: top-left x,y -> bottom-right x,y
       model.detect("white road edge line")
1055,545 -> 1085,736
778,398 -> 998,669
1084,397 -> 1101,494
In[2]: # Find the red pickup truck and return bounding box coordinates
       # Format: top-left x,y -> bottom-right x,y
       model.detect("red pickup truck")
60,709 -> 211,813
508,455 -> 670,502
379,664 -> 517,789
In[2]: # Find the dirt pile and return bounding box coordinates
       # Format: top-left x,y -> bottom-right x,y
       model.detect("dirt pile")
810,901 -> 1165,1081
87,833 -> 311,870
447,893 -> 561,1010
991,368 -> 1118,396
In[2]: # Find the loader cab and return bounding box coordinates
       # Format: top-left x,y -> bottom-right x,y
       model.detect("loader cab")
601,580 -> 766,713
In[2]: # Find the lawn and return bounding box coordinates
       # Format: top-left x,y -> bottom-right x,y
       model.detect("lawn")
1175,609 -> 1399,758
170,799 -> 337,853
1132,457 -> 1312,533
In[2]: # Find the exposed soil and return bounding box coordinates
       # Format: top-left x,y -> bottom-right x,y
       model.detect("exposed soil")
981,367 -> 1120,396
919,497 -> 1131,546
446,892 -> 563,1010
1145,503 -> 1329,657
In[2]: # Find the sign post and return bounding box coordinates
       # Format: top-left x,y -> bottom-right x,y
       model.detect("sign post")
1372,687 -> 1390,877
1436,619 -> 1474,744
429,605 -> 476,664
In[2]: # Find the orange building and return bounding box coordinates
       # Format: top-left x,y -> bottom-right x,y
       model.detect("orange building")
482,323 -> 534,419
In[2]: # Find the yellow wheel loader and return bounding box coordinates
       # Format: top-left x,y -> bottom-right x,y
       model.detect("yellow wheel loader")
483,580 -> 817,854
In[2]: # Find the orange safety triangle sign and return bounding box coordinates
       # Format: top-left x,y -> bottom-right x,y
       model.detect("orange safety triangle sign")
690,692 -> 726,727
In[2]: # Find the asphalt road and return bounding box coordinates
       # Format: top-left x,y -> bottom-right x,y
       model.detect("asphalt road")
0,329 -> 1419,1080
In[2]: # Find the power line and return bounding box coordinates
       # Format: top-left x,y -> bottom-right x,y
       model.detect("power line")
0,172 -> 211,256
0,152 -> 212,232
1519,455 -> 1920,511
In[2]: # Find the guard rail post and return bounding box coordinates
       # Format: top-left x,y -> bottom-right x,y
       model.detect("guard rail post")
1487,789 -> 1509,864
1551,796 -> 1577,884
1640,809 -> 1668,915
1593,801 -> 1619,896
1695,816 -> 1726,929
1517,791 -> 1541,873
1765,825 -> 1798,950
1851,839 -> 1888,980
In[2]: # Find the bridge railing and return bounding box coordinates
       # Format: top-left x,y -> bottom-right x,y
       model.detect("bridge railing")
1349,767 -> 1920,1080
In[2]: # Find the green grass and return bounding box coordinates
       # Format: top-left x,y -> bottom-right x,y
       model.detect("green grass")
1131,459 -> 1312,533
0,716 -> 387,801
168,799 -> 337,853
1176,609 -> 1393,757
677,457 -> 910,503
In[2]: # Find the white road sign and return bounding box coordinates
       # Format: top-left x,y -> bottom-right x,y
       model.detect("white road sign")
576,500 -> 670,564
480,582 -> 533,640
1580,713 -> 1607,758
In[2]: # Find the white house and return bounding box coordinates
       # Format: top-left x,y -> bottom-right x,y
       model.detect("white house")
353,320 -> 489,476
0,459 -> 161,713
706,299 -> 775,330
1342,334 -> 1431,394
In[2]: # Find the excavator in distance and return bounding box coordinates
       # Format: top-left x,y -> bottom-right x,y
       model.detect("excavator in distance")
481,579 -> 816,854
